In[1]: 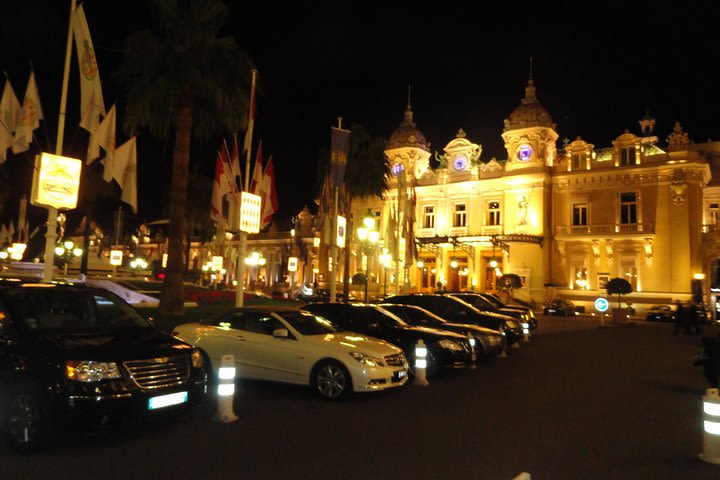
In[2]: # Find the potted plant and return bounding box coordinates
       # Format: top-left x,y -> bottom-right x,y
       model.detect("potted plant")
606,277 -> 633,324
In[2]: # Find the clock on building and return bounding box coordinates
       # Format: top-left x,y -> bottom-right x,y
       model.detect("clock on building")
453,154 -> 468,171
516,144 -> 533,162
391,161 -> 405,176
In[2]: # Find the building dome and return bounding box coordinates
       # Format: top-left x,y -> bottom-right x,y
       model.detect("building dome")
387,104 -> 429,151
504,81 -> 554,131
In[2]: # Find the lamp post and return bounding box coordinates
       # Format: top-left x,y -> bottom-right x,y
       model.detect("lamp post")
356,209 -> 379,302
54,240 -> 83,276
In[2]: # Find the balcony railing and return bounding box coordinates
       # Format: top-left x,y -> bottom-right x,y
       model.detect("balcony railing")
555,222 -> 654,235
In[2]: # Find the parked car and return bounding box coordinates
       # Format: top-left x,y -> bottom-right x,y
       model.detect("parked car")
379,303 -> 507,359
174,306 -> 408,400
543,299 -> 577,316
0,280 -> 209,452
469,292 -> 538,330
645,305 -> 674,322
446,292 -> 536,331
381,294 -> 524,347
301,303 -> 473,378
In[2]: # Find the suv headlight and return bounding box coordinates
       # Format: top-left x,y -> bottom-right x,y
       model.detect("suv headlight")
349,352 -> 384,367
438,339 -> 464,351
191,349 -> 203,368
66,361 -> 121,382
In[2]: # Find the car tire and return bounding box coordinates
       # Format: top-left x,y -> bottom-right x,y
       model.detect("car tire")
311,360 -> 352,400
5,384 -> 52,453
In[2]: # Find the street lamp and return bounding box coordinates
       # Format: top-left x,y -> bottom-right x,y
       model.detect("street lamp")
55,240 -> 83,276
356,209 -> 379,302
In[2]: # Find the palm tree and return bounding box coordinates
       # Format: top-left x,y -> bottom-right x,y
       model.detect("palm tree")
341,123 -> 389,299
118,0 -> 254,326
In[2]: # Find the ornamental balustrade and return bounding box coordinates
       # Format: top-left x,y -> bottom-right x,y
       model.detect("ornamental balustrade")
556,222 -> 654,235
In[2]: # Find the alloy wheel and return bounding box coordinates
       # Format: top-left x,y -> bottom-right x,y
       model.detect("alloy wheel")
315,363 -> 348,399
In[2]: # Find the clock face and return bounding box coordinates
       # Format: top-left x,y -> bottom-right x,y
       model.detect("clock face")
516,144 -> 533,162
391,162 -> 405,176
453,155 -> 468,171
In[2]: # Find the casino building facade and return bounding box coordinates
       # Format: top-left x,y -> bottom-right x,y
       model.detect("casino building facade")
349,79 -> 720,315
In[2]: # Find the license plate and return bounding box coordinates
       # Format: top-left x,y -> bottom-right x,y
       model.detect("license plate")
393,370 -> 406,381
148,391 -> 188,410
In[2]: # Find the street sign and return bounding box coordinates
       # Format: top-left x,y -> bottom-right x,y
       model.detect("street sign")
110,250 -> 123,266
595,297 -> 609,312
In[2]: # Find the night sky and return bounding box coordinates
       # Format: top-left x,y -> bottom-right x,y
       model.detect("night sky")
1,1 -> 719,241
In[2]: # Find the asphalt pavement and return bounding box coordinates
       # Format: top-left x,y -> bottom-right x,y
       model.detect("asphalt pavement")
3,314 -> 720,480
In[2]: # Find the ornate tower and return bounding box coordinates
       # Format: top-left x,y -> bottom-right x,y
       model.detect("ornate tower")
385,102 -> 431,181
501,78 -> 558,171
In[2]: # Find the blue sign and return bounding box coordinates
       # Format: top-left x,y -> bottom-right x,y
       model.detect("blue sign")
594,297 -> 609,312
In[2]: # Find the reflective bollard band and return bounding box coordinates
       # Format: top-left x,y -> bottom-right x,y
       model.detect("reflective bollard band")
467,332 -> 477,367
215,354 -> 238,423
414,339 -> 429,386
700,388 -> 720,464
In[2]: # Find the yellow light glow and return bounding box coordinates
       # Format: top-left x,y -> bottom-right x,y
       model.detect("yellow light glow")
417,260 -> 424,268
31,152 -> 82,210
695,273 -> 706,280
450,260 -> 458,269
489,259 -> 498,268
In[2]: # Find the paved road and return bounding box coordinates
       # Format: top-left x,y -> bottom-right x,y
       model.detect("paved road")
3,315 -> 720,479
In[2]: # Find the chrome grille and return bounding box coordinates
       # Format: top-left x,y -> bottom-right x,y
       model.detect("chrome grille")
124,355 -> 189,390
384,353 -> 406,367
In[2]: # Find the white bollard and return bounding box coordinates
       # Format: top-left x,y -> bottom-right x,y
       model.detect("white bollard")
215,354 -> 238,423
522,322 -> 530,343
700,388 -> 720,464
467,332 -> 477,368
413,339 -> 429,386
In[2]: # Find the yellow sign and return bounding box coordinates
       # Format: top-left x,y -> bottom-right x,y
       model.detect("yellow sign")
212,256 -> 224,270
31,152 -> 82,210
110,250 -> 123,266
239,192 -> 262,233
288,257 -> 298,272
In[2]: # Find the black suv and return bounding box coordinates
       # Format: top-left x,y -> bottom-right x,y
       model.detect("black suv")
0,281 -> 209,452
302,303 -> 473,378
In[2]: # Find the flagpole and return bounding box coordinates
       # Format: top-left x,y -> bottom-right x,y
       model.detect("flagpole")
329,186 -> 338,302
43,0 -> 75,281
236,69 -> 257,308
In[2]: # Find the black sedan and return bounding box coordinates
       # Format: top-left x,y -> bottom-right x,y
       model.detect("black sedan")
301,303 -> 473,378
446,292 -> 536,331
379,303 -> 507,359
468,292 -> 538,330
543,299 -> 578,316
645,305 -> 674,322
381,294 -> 524,347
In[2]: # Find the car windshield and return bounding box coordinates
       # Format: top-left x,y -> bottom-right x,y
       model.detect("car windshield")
453,294 -> 494,310
383,305 -> 445,327
2,288 -> 150,333
277,311 -> 339,335
480,294 -> 505,308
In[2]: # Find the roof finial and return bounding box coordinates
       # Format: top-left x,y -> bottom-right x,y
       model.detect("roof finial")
402,86 -> 415,127
407,84 -> 412,109
529,56 -> 533,85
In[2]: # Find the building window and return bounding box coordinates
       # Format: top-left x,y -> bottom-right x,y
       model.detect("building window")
620,147 -> 635,166
571,153 -> 585,171
620,192 -> 637,224
487,201 -> 501,226
422,205 -> 435,229
453,203 -> 466,227
572,203 -> 587,226
710,203 -> 719,225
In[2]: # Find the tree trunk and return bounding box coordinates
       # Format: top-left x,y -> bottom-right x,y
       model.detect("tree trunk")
158,93 -> 193,330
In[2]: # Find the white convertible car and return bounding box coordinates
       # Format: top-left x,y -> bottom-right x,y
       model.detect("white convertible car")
173,306 -> 408,399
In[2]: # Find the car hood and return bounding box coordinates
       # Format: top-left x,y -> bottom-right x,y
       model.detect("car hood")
398,325 -> 468,341
303,332 -> 402,357
444,322 -> 502,335
31,327 -> 189,361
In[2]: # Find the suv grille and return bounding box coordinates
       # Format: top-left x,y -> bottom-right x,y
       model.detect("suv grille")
124,355 -> 189,390
384,353 -> 406,367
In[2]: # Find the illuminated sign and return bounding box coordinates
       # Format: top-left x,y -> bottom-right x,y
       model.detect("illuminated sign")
110,250 -> 123,266
239,192 -> 262,233
212,256 -> 224,270
336,215 -> 346,248
31,152 -> 82,210
594,297 -> 609,313
288,257 -> 298,272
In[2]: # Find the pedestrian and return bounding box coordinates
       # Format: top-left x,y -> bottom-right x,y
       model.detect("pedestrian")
693,335 -> 720,389
673,301 -> 686,335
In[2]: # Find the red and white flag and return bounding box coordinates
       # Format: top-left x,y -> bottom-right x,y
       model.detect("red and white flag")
13,71 -> 44,154
228,134 -> 241,192
0,80 -> 22,162
210,149 -> 232,226
250,140 -> 264,195
73,3 -> 105,133
260,156 -> 279,228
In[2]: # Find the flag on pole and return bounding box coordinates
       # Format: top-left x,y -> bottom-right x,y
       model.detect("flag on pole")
7,222 -> 15,242
89,104 -> 116,165
211,149 -> 232,226
385,206 -> 398,261
228,134 -> 242,192
0,80 -> 22,162
111,137 -> 138,213
243,71 -> 257,154
12,71 -> 44,154
219,140 -> 235,194
0,224 -> 8,245
250,141 -> 264,195
17,196 -> 27,242
404,186 -> 418,265
73,3 -> 106,133
329,125 -> 350,191
260,156 -> 279,228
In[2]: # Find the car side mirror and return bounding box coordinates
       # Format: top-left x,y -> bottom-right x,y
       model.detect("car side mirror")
272,328 -> 289,338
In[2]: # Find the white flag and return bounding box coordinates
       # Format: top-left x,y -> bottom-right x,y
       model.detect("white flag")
12,71 -> 44,154
0,224 -> 8,244
73,4 -> 105,133
0,80 -> 22,162
83,92 -> 104,157
112,137 -> 137,213
89,104 -> 115,165
17,196 -> 27,242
